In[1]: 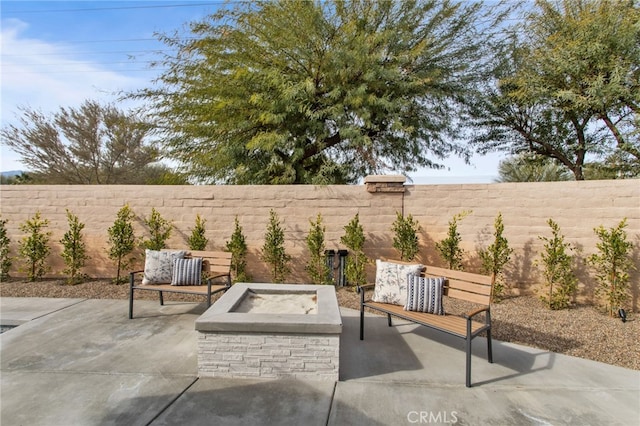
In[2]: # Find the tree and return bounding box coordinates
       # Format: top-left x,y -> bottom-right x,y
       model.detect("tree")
588,219 -> 635,317
138,0 -> 503,184
0,100 -> 184,184
435,210 -> 471,270
478,212 -> 512,303
225,216 -> 250,283
306,214 -> 332,285
18,211 -> 51,281
60,210 -> 90,285
107,205 -> 136,284
471,0 -> 640,180
537,219 -> 577,310
391,212 -> 421,262
261,210 -> 291,283
0,218 -> 12,280
187,214 -> 208,251
340,213 -> 367,287
142,208 -> 173,251
496,153 -> 572,182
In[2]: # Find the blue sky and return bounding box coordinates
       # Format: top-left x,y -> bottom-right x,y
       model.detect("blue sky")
0,0 -> 505,183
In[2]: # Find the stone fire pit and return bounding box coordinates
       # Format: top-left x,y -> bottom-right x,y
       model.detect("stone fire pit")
195,283 -> 342,381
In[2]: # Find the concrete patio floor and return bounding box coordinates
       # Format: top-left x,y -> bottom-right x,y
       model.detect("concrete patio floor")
1,297 -> 638,425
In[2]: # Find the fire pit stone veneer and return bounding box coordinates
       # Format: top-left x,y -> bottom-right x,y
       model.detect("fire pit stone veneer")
195,283 -> 342,381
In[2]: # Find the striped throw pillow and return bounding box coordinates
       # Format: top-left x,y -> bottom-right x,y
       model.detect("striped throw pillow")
171,257 -> 203,286
404,275 -> 445,315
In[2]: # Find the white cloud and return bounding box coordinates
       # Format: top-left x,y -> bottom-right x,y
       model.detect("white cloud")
1,19 -> 148,171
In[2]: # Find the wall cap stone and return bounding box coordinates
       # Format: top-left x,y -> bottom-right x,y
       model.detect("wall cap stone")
364,175 -> 406,193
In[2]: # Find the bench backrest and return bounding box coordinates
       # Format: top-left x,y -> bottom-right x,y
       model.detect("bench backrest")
423,265 -> 493,306
185,250 -> 232,277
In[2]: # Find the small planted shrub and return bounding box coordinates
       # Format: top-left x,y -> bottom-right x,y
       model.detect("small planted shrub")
188,214 -> 208,251
142,208 -> 173,250
391,212 -> 421,262
225,216 -> 250,283
478,212 -> 512,303
18,211 -> 51,281
261,209 -> 291,283
588,218 -> 635,317
0,217 -> 11,280
435,210 -> 471,270
306,213 -> 332,285
537,219 -> 577,310
60,209 -> 90,285
107,204 -> 136,284
340,213 -> 367,287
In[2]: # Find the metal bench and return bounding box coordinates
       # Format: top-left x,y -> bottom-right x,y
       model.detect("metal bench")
129,250 -> 232,319
357,265 -> 494,387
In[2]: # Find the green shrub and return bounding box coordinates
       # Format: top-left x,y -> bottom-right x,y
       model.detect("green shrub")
391,212 -> 421,262
60,209 -> 90,285
18,211 -> 51,281
261,210 -> 291,283
435,210 -> 471,270
225,216 -> 250,283
188,214 -> 208,251
588,218 -> 635,317
107,204 -> 136,284
0,217 -> 11,280
537,219 -> 577,310
142,208 -> 173,250
478,212 -> 512,303
306,213 -> 332,285
340,213 -> 368,287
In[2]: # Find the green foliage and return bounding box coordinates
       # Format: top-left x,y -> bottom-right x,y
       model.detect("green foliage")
471,0 -> 640,180
0,217 -> 12,280
225,216 -> 250,283
537,219 -> 577,310
188,214 -> 208,251
18,211 -> 51,281
306,214 -> 332,285
60,209 -> 90,285
496,153 -> 572,183
142,208 -> 173,251
588,219 -> 635,317
340,213 -> 367,287
141,0 -> 503,184
0,100 -> 168,184
107,205 -> 136,284
391,212 -> 421,262
478,212 -> 513,303
435,210 -> 471,270
261,210 -> 291,283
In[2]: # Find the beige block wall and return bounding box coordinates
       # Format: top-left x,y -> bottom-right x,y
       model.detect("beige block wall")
1,179 -> 638,309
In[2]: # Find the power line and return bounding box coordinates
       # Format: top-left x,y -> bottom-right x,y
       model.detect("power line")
2,2 -> 226,14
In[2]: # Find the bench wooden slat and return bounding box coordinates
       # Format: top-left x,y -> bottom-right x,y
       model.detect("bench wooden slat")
424,265 -> 493,285
446,278 -> 492,296
364,302 -> 486,337
446,288 -> 491,305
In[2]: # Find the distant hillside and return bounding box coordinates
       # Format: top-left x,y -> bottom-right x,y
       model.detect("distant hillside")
1,170 -> 24,178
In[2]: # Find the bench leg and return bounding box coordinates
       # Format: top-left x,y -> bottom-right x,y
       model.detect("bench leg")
360,307 -> 365,340
129,288 -> 134,319
487,328 -> 494,363
159,291 -> 164,306
387,314 -> 392,327
466,337 -> 472,388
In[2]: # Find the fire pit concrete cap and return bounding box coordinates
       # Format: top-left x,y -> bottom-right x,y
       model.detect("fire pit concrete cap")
195,283 -> 342,334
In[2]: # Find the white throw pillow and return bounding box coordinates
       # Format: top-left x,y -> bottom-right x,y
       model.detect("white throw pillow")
371,259 -> 424,306
142,250 -> 186,285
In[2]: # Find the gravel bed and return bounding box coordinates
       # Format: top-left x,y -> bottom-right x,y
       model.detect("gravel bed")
1,278 -> 638,370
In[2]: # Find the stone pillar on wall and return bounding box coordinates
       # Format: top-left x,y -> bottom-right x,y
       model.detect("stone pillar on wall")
363,175 -> 406,193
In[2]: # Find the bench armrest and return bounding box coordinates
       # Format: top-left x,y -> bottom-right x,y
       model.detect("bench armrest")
464,306 -> 490,323
357,284 -> 375,305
